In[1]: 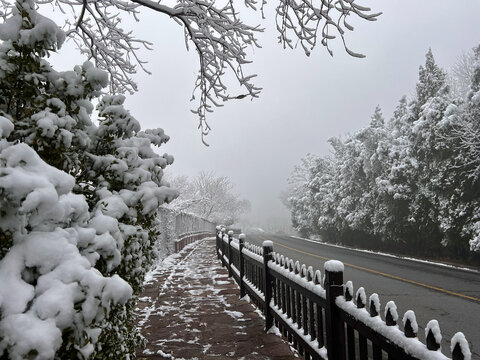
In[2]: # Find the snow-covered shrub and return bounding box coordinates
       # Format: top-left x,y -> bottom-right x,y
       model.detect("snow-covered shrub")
83,95 -> 177,358
84,94 -> 176,293
0,1 -> 177,358
0,117 -> 132,359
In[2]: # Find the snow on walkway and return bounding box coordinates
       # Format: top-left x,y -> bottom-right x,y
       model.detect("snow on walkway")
135,238 -> 297,360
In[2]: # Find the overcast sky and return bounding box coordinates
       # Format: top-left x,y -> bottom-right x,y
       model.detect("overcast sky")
53,1 -> 480,229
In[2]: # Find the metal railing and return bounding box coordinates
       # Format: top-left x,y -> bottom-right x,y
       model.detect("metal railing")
215,229 -> 471,360
157,208 -> 216,254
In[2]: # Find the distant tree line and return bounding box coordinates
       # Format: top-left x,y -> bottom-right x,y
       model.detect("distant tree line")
286,48 -> 480,263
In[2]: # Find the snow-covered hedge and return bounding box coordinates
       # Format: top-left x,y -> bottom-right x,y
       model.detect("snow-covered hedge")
0,1 -> 177,358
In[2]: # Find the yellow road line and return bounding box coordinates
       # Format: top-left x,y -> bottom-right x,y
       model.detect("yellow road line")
266,239 -> 480,303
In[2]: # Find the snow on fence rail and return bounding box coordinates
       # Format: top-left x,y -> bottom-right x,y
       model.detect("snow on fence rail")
157,208 -> 216,254
215,229 -> 472,360
174,231 -> 213,252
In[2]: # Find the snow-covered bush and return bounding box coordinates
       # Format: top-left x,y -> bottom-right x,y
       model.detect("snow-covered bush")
0,1 -> 177,358
0,118 -> 132,359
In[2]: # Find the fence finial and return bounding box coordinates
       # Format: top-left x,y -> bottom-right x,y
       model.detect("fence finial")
356,287 -> 366,309
307,266 -> 314,282
385,301 -> 398,326
403,310 -> 418,338
343,281 -> 352,302
425,319 -> 442,351
300,264 -> 307,278
369,293 -> 380,317
324,260 -> 344,273
451,332 -> 471,360
294,261 -> 300,275
288,259 -> 294,272
275,253 -> 280,264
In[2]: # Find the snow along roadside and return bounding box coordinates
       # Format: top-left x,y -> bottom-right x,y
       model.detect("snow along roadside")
292,236 -> 479,274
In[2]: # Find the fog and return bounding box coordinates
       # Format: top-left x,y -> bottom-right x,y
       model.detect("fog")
55,1 -> 480,230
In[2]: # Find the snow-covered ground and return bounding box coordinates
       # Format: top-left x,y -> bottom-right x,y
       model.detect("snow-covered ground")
135,238 -> 297,359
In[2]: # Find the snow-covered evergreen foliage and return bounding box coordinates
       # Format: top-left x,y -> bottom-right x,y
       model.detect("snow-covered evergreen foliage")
287,48 -> 480,260
0,2 -> 177,358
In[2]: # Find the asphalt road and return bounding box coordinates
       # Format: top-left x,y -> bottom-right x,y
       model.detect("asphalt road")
245,232 -> 480,359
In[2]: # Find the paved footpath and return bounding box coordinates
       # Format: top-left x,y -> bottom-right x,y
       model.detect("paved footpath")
135,238 -> 297,360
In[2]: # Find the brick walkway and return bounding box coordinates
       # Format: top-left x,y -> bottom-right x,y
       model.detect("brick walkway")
135,239 -> 297,360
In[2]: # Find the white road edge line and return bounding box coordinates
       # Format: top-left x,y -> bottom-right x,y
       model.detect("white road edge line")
289,235 -> 480,274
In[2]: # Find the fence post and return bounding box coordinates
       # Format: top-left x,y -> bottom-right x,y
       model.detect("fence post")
221,227 -> 226,267
239,234 -> 246,298
325,260 -> 346,360
215,226 -> 221,260
263,240 -> 274,332
228,230 -> 233,277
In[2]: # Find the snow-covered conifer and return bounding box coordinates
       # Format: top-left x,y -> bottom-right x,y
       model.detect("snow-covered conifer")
286,47 -> 480,259
412,49 -> 447,118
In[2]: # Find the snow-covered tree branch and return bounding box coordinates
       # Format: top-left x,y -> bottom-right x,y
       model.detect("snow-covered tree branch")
0,0 -> 380,140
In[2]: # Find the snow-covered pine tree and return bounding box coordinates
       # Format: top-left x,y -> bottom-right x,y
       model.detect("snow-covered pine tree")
411,49 -> 447,120
445,44 -> 480,253
403,49 -> 479,255
372,97 -> 415,247
359,106 -> 392,245
464,45 -> 480,252
286,154 -> 324,237
387,49 -> 449,254
462,45 -> 480,182
309,156 -> 337,241
287,48 -> 480,261
324,106 -> 390,248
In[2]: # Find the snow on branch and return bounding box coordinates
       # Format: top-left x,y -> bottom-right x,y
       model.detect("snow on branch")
275,0 -> 381,57
3,0 -> 380,138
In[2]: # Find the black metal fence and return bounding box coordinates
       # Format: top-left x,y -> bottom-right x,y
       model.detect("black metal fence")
215,229 -> 471,360
156,208 -> 216,254
174,230 -> 214,252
